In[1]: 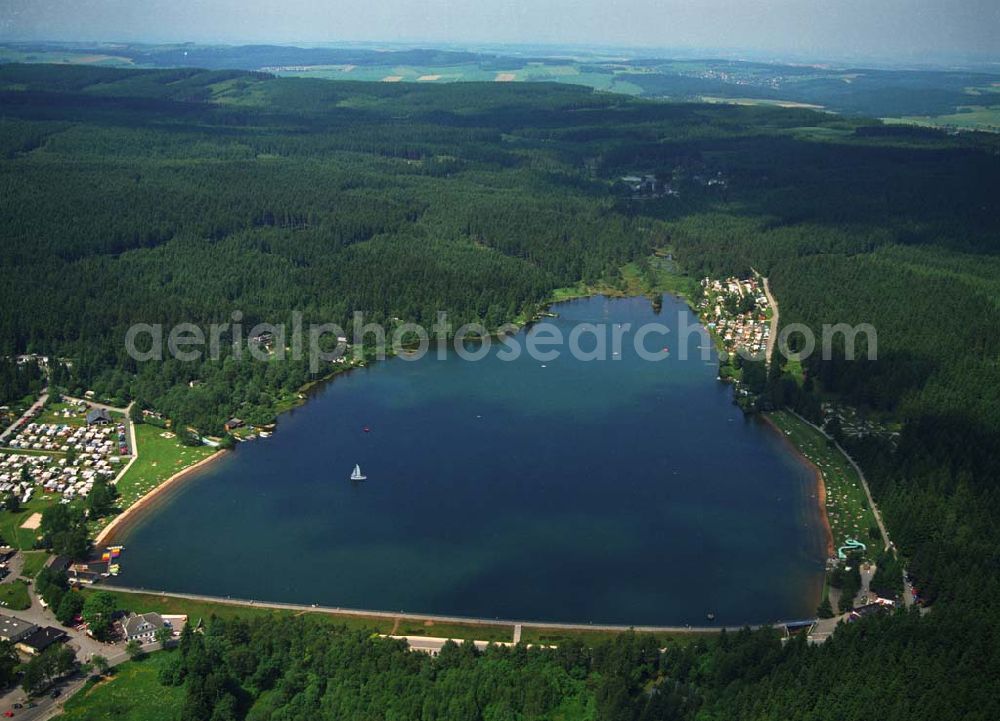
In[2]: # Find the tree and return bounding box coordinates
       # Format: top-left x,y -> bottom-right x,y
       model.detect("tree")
89,654 -> 110,676
55,591 -> 85,626
86,479 -> 119,518
35,566 -> 68,610
154,625 -> 173,647
817,597 -> 834,619
82,591 -> 121,642
125,639 -> 144,660
3,492 -> 19,513
20,645 -> 76,695
0,641 -> 17,689
39,504 -> 90,559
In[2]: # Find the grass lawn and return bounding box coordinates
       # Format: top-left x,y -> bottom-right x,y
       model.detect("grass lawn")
54,651 -> 184,721
520,626 -> 706,647
0,579 -> 31,610
19,550 -> 48,579
113,424 -> 217,510
766,410 -> 877,555
36,401 -> 87,427
0,495 -> 60,549
393,618 -> 514,643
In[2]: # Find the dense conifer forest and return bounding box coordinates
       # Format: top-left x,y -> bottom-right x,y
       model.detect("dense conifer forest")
2,63 -> 1000,719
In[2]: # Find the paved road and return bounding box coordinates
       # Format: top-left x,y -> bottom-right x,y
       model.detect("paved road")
1,553 -> 25,585
761,277 -> 779,367
0,392 -> 49,444
857,562 -> 876,606
386,635 -> 507,655
101,584 -> 808,635
0,578 -> 130,719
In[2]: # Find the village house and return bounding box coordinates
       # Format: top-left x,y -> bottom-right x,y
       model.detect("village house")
0,615 -> 37,643
120,611 -> 167,642
16,626 -> 67,655
86,407 -> 112,426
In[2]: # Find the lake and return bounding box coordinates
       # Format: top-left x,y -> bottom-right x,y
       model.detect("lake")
114,294 -> 826,626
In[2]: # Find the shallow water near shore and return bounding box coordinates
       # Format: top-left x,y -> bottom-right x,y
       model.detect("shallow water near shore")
115,294 -> 826,626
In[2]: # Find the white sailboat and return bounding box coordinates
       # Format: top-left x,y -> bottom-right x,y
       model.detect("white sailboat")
350,463 -> 367,481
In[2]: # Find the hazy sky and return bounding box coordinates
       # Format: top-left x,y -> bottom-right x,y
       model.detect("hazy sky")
2,0 -> 998,60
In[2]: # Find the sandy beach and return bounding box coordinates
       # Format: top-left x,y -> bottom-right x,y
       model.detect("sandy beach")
95,450 -> 225,546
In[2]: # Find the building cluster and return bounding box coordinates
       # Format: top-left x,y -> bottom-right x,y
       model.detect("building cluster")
0,614 -> 68,656
686,67 -> 783,90
619,173 -> 680,197
698,276 -> 771,358
0,404 -> 129,502
118,611 -> 187,642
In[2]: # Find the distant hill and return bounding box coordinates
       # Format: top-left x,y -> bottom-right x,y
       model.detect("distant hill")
2,41 -> 998,130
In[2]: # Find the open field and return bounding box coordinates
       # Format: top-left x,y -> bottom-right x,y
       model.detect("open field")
19,549 -> 48,578
884,105 -> 1000,132
54,651 -> 184,721
0,494 -> 62,549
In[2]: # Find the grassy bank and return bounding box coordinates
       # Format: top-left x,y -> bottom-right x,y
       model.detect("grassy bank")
81,588 -> 518,641
766,409 -> 876,555
83,588 -> 715,645
520,625 -> 706,647
113,424 -> 216,510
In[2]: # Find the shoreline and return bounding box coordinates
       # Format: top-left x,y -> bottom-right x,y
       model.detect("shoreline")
98,290 -> 830,625
760,412 -> 835,558
94,449 -> 227,546
97,584 -> 812,635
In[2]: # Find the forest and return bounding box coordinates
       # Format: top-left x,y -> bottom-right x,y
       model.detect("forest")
2,63 -> 1000,719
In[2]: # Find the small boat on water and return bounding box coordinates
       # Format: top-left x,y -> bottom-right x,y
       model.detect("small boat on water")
350,464 -> 367,481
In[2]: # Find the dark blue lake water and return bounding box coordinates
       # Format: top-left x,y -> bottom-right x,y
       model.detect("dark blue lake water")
115,295 -> 825,626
